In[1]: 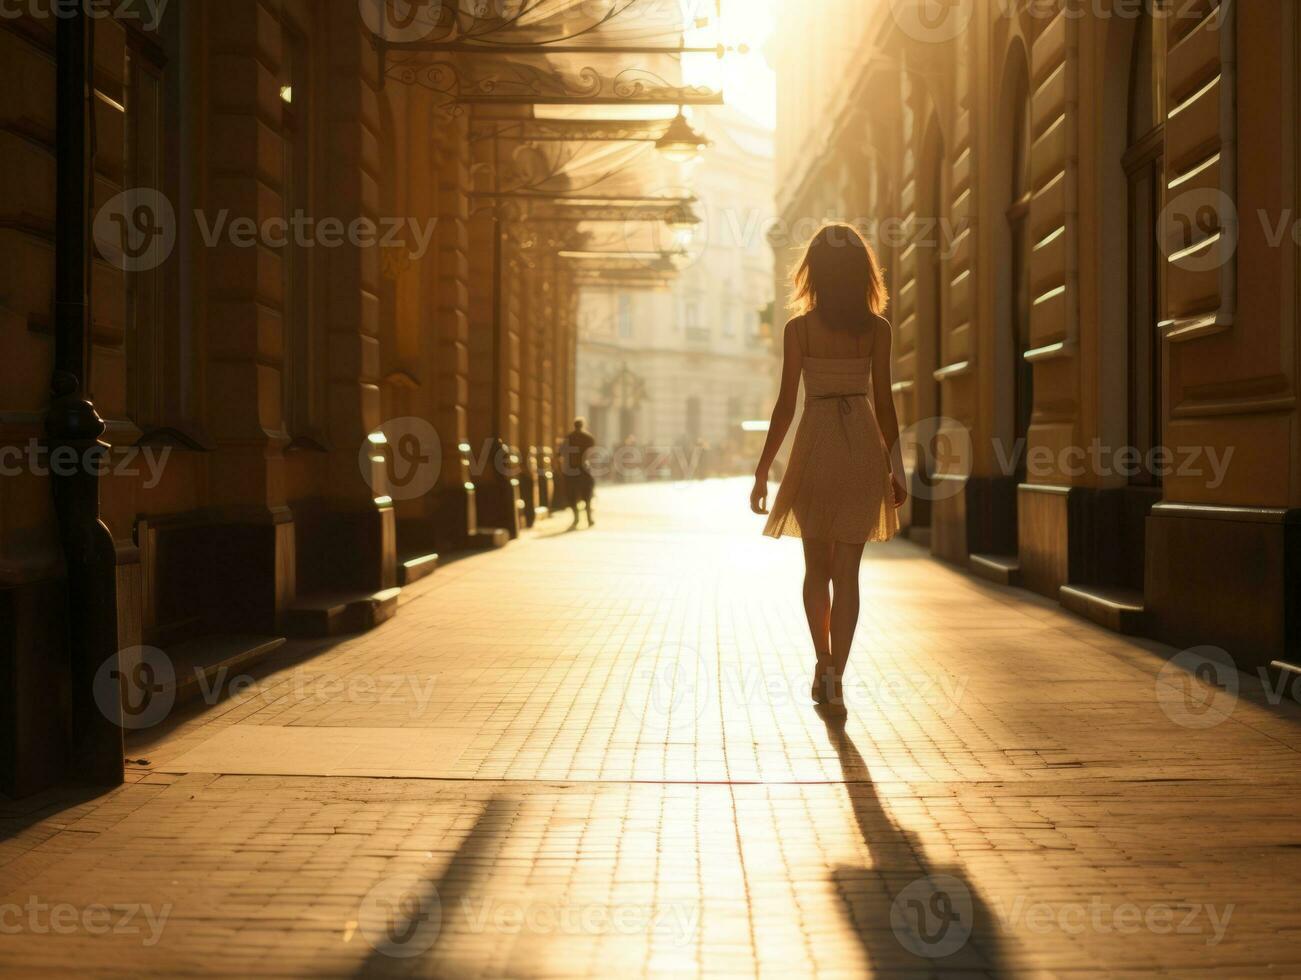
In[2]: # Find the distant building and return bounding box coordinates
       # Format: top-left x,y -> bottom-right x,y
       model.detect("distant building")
576,107 -> 779,476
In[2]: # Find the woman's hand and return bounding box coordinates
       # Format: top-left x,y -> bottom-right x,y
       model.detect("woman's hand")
891,472 -> 908,509
750,474 -> 770,515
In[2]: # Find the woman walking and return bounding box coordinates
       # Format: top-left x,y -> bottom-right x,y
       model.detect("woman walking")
750,224 -> 908,706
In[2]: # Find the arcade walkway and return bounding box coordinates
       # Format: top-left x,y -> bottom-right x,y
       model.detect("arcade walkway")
2,480 -> 1300,976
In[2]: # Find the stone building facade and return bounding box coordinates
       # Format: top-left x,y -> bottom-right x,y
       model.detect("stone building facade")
0,0 -> 606,794
772,0 -> 1299,676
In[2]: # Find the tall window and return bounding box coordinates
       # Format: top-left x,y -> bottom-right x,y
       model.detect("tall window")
926,138 -> 945,422
1005,52 -> 1034,477
281,25 -> 318,444
1124,11 -> 1164,485
123,18 -> 172,429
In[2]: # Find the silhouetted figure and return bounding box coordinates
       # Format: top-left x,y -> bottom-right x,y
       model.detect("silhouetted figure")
751,224 -> 909,705
559,418 -> 596,529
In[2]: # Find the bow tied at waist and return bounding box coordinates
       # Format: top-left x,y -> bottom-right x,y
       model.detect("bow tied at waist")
808,392 -> 867,416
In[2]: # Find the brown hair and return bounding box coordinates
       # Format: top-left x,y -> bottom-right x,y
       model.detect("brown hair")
789,223 -> 889,330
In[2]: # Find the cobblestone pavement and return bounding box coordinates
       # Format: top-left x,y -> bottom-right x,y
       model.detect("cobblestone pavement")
3,480 -> 1301,977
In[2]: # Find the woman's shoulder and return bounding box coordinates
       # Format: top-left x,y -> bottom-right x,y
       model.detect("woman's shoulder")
870,312 -> 893,339
782,314 -> 809,344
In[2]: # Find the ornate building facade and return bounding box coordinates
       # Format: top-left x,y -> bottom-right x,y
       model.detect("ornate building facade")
0,0 -> 713,795
773,0 -> 1299,677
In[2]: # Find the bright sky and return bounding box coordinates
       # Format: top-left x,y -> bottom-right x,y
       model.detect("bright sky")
683,0 -> 778,130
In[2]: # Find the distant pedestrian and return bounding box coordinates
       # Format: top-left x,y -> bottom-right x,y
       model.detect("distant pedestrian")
559,418 -> 597,528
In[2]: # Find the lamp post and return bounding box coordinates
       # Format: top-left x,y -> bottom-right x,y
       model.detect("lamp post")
48,9 -> 123,786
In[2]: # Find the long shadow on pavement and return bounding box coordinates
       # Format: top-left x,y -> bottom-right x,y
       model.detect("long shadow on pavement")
816,705 -> 1017,975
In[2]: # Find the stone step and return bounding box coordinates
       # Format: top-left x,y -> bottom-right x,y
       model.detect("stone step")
1059,584 -> 1146,635
969,552 -> 1022,586
286,587 -> 402,637
399,552 -> 440,586
163,634 -> 287,705
468,527 -> 511,550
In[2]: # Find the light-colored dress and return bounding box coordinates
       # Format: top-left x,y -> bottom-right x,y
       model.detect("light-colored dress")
763,319 -> 899,545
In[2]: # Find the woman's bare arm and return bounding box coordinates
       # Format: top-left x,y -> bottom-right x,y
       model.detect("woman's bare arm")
871,318 -> 908,506
750,319 -> 804,513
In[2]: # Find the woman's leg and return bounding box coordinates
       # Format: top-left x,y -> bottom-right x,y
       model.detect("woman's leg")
829,541 -> 867,675
801,538 -> 834,658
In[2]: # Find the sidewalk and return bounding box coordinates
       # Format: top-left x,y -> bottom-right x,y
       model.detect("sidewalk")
2,479 -> 1300,976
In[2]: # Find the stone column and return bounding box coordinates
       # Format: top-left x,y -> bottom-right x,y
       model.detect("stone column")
201,0 -> 296,626
429,112 -> 477,549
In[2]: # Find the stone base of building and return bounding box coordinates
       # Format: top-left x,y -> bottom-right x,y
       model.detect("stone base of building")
1146,504 -> 1301,675
136,509 -> 296,644
0,575 -> 69,797
474,476 -> 522,540
293,502 -> 397,598
428,484 -> 479,554
1017,483 -> 1161,599
932,475 -> 1018,566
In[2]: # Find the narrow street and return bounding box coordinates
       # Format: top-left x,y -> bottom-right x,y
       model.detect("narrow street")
2,480 -> 1300,977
